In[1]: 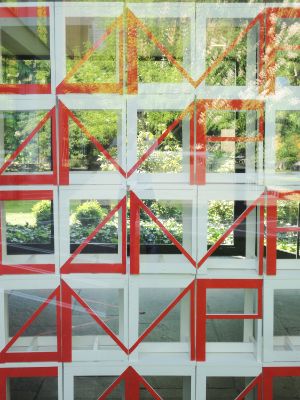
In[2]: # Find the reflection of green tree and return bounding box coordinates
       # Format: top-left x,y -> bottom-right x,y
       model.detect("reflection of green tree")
277,201 -> 299,255
276,111 -> 300,172
137,111 -> 182,173
3,111 -> 51,172
69,110 -> 119,171
206,19 -> 248,86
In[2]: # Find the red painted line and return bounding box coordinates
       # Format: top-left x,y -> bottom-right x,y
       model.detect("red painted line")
190,107 -> 195,185
130,191 -> 141,274
277,226 -> 300,232
0,264 -> 55,275
0,84 -> 51,94
0,6 -> 49,18
196,280 -> 207,361
1,367 -> 57,378
190,281 -> 196,360
266,195 -> 277,275
0,190 -> 53,201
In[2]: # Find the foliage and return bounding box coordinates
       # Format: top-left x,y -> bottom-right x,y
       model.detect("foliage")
32,200 -> 52,225
276,111 -> 300,171
73,200 -> 106,227
69,110 -> 119,171
137,111 -> 182,173
3,111 -> 51,172
207,201 -> 234,245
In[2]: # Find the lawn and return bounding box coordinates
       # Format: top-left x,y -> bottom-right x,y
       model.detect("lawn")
4,200 -> 37,226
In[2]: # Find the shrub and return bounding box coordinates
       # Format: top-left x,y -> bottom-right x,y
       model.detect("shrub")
32,200 -> 52,225
74,201 -> 106,227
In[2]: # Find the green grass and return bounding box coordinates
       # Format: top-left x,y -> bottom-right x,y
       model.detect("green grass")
4,200 -> 37,226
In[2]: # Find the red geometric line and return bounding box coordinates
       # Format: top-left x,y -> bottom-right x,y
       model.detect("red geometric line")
61,197 -> 126,274
197,194 -> 264,269
0,287 -> 60,362
0,190 -> 53,201
130,191 -> 196,274
0,84 -> 51,95
0,6 -> 49,18
127,104 -> 193,178
234,374 -> 262,400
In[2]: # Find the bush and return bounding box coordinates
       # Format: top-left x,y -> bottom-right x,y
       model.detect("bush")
74,201 -> 106,227
32,200 -> 52,225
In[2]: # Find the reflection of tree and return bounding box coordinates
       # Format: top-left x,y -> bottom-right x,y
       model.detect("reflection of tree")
276,111 -> 300,172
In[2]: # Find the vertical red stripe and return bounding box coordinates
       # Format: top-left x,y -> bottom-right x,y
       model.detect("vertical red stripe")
196,280 -> 206,361
196,102 -> 206,185
130,192 -> 140,274
266,194 -> 277,275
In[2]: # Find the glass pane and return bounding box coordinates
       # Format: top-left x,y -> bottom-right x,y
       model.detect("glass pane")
207,288 -> 258,315
207,377 -> 256,400
206,19 -> 255,86
141,376 -> 191,400
4,200 -> 54,255
0,111 -> 51,173
74,376 -> 123,400
273,376 -> 300,400
137,17 -> 191,83
0,12 -> 50,85
137,110 -> 187,174
206,110 -> 258,174
69,199 -> 119,254
69,110 -> 121,172
8,377 -> 58,400
274,289 -> 300,351
275,111 -> 300,172
65,17 -> 119,83
139,288 -> 182,341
